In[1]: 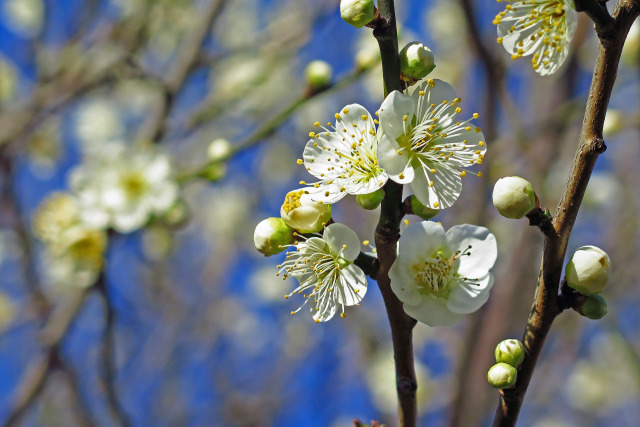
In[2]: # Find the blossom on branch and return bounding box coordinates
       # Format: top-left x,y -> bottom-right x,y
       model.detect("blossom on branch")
277,223 -> 367,322
377,79 -> 486,210
494,0 -> 578,76
302,104 -> 388,204
389,221 -> 497,326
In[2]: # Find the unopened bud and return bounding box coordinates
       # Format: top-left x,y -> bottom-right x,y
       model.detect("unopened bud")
199,162 -> 227,181
579,294 -> 608,320
495,339 -> 525,367
356,189 -> 384,210
305,60 -> 332,89
603,110 -> 623,138
340,0 -> 375,28
410,195 -> 439,220
487,363 -> 517,389
492,176 -> 535,219
254,217 -> 295,256
565,245 -> 611,295
399,42 -> 435,83
207,138 -> 231,161
281,189 -> 331,233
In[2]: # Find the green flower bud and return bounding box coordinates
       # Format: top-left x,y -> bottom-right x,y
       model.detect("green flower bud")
410,195 -> 439,220
340,0 -> 375,28
492,176 -> 536,219
495,339 -> 525,367
198,162 -> 227,181
280,189 -> 331,233
254,217 -> 295,256
565,245 -> 611,295
602,110 -> 623,138
487,363 -> 517,389
579,294 -> 608,320
357,189 -> 385,210
207,138 -> 231,161
304,60 -> 332,89
399,42 -> 435,83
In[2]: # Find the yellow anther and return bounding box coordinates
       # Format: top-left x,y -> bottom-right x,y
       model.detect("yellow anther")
297,159 -> 303,165
343,108 -> 349,114
477,172 -> 483,177
473,113 -> 479,119
340,313 -> 346,318
433,202 -> 439,208
479,141 -> 485,147
335,113 -> 341,120
314,121 -> 320,127
460,171 -> 467,177
362,240 -> 370,245
361,115 -> 368,120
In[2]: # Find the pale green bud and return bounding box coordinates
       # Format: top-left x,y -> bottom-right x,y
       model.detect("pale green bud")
207,138 -> 231,161
495,339 -> 525,367
304,60 -> 332,89
199,162 -> 227,181
357,189 -> 385,210
340,0 -> 375,28
565,245 -> 611,295
487,363 -> 517,389
492,176 -> 536,219
280,189 -> 331,233
410,195 -> 439,220
254,217 -> 295,256
399,42 -> 435,82
579,294 -> 608,320
602,110 -> 623,137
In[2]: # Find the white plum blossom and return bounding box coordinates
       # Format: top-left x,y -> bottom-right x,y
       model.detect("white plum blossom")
70,144 -> 178,233
377,79 -> 486,210
302,103 -> 388,204
494,0 -> 578,76
277,223 -> 367,322
280,189 -> 331,233
390,221 -> 497,326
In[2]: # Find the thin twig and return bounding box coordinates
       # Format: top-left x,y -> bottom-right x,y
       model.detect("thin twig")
492,2 -> 640,425
574,0 -> 617,36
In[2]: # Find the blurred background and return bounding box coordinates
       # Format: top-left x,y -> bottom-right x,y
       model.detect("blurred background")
1,0 -> 640,426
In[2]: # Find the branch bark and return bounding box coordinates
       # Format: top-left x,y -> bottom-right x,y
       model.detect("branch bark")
492,2 -> 640,425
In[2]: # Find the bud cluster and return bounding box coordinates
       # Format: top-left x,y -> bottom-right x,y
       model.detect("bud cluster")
488,339 -> 525,389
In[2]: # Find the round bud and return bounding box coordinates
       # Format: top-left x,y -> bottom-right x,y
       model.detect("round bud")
356,189 -> 385,210
579,294 -> 608,320
304,60 -> 333,89
340,0 -> 375,29
492,176 -> 536,219
207,138 -> 231,161
254,217 -> 295,256
565,245 -> 611,295
198,162 -> 227,181
602,110 -> 623,138
410,195 -> 439,220
495,339 -> 525,367
280,189 -> 332,233
487,363 -> 517,389
399,42 -> 435,83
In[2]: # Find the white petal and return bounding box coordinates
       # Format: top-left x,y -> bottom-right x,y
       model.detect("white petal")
337,264 -> 367,306
403,297 -> 462,327
335,104 -> 376,135
379,90 -> 416,140
413,79 -> 457,120
323,223 -> 361,261
410,163 -> 462,210
397,221 -> 446,267
377,135 -> 413,179
310,295 -> 337,322
446,274 -> 494,314
389,261 -> 423,304
446,224 -> 497,279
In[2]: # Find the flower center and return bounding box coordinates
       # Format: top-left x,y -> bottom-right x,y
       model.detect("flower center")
120,171 -> 148,201
412,247 -> 471,298
282,189 -> 304,214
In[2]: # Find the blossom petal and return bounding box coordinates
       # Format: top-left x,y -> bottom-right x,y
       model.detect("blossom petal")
403,298 -> 462,327
379,90 -> 416,140
323,223 -> 361,261
377,134 -> 413,179
410,162 -> 462,210
413,79 -> 457,121
397,221 -> 446,267
389,261 -> 423,305
310,294 -> 337,322
447,274 -> 494,314
337,264 -> 367,306
445,224 -> 497,279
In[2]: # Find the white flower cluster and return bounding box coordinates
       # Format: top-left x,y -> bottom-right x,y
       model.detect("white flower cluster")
255,50 -> 497,325
33,142 -> 180,290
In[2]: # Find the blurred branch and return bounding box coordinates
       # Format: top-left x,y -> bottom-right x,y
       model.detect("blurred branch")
3,289 -> 90,427
96,270 -> 132,427
372,1 -> 418,427
575,0 -> 616,36
492,2 -> 640,425
136,0 -> 231,143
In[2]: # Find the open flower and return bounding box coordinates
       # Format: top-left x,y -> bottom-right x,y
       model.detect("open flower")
302,104 -> 388,204
70,144 -> 178,233
390,221 -> 497,326
494,0 -> 578,76
377,79 -> 485,210
277,223 -> 367,322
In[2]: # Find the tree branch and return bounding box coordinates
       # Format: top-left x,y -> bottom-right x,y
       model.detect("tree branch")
492,2 -> 640,425
574,0 -> 617,36
372,1 -> 418,426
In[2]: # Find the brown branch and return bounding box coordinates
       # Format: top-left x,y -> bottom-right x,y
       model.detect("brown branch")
492,2 -> 640,425
574,0 -> 617,36
136,0 -> 230,143
372,1 -> 418,426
